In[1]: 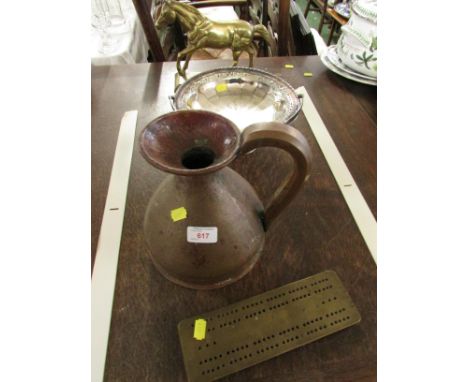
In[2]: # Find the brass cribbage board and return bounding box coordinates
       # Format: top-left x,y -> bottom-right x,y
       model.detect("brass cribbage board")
178,270 -> 361,382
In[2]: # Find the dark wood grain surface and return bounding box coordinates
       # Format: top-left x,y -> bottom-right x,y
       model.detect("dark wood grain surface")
92,55 -> 376,382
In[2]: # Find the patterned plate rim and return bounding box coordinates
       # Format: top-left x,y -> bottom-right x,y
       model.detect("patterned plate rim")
327,45 -> 376,81
320,50 -> 377,86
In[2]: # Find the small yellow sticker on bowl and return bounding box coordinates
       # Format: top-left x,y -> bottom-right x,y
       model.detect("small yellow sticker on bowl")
193,318 -> 207,340
215,83 -> 228,92
171,207 -> 187,222
303,72 -> 313,77
284,64 -> 294,69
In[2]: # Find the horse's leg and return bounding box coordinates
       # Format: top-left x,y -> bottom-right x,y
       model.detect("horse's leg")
182,50 -> 196,73
232,49 -> 241,66
176,51 -> 186,78
247,44 -> 256,67
248,52 -> 253,67
177,45 -> 198,78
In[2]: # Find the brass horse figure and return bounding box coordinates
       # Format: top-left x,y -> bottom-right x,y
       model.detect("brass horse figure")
155,0 -> 272,78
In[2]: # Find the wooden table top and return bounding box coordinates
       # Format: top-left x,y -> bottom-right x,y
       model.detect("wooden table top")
92,55 -> 376,382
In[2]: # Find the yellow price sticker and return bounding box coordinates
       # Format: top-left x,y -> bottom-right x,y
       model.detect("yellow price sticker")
170,207 -> 187,222
284,64 -> 294,69
215,83 -> 228,92
193,318 -> 207,340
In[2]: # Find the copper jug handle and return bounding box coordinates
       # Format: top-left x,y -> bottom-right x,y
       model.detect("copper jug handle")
240,122 -> 312,230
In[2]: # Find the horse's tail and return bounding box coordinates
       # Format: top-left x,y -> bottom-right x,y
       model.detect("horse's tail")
252,24 -> 273,46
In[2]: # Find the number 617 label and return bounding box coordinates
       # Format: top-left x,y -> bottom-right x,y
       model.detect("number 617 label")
187,226 -> 218,243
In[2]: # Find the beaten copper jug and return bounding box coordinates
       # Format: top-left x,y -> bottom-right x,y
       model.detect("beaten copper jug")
140,110 -> 312,289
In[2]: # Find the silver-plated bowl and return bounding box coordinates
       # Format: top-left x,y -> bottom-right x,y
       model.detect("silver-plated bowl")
171,67 -> 302,130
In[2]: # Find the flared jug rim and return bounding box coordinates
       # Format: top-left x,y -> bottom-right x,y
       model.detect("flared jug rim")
140,110 -> 241,176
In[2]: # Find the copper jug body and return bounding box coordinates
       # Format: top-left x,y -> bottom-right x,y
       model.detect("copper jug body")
140,110 -> 312,289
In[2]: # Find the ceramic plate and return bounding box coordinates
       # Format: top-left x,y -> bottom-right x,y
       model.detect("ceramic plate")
327,45 -> 376,81
320,46 -> 377,86
334,2 -> 350,18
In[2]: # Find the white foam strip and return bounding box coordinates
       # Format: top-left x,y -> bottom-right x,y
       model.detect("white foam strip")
296,87 -> 377,263
91,110 -> 138,382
